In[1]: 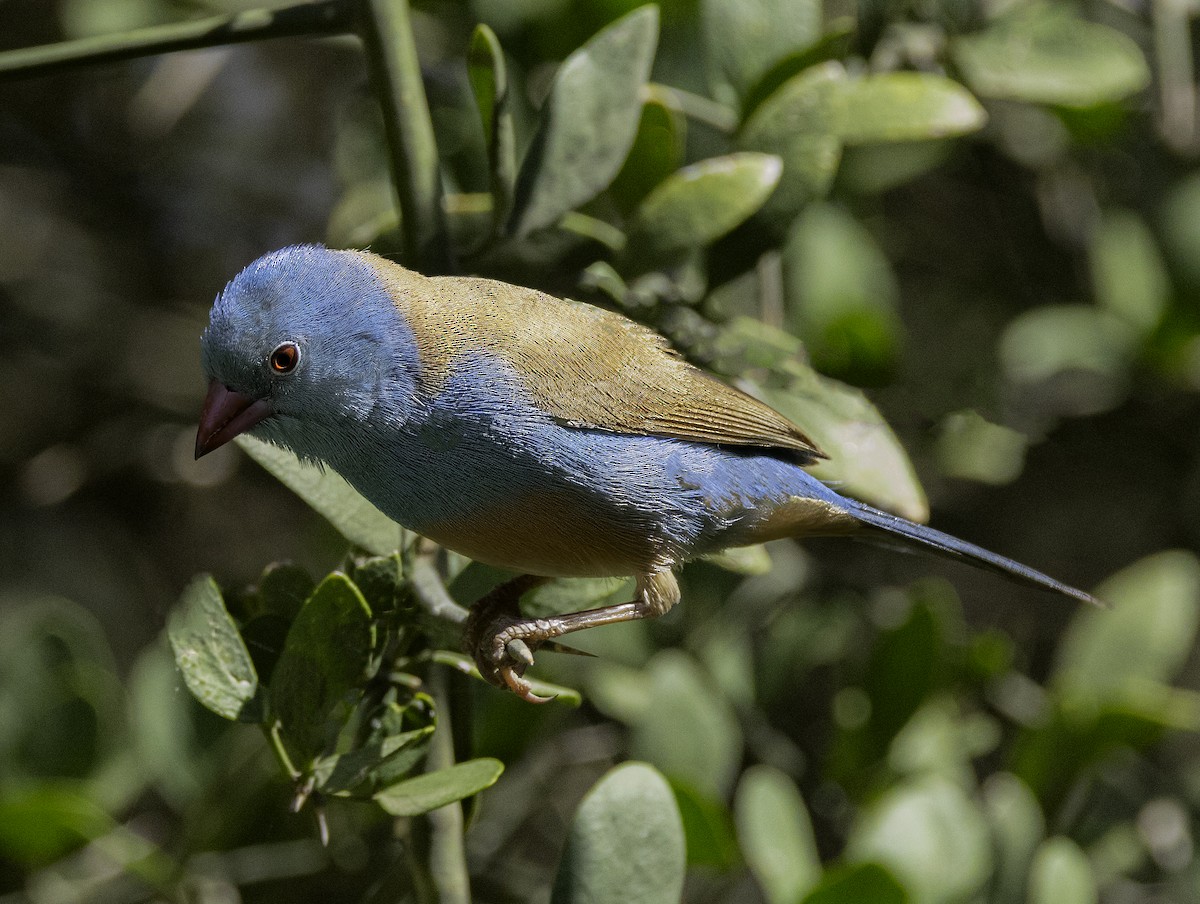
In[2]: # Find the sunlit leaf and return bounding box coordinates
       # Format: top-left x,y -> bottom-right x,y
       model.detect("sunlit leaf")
935,409 -> 1028,485
375,757 -> 503,816
847,775 -> 992,904
735,765 -> 821,904
628,153 -> 782,259
1091,209 -> 1169,335
951,3 -> 1150,108
509,6 -> 659,237
763,371 -> 929,522
1028,837 -> 1097,904
236,435 -> 403,556
829,73 -> 986,143
551,762 -> 685,904
983,773 -> 1046,904
738,62 -> 844,223
1054,551 -> 1200,701
168,574 -> 263,723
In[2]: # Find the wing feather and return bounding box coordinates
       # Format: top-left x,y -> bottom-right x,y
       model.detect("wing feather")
380,261 -> 826,464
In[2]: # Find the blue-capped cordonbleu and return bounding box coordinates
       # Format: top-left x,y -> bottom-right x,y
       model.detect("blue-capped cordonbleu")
196,245 -> 1098,700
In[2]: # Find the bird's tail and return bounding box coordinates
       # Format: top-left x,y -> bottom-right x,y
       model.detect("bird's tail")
843,499 -> 1102,607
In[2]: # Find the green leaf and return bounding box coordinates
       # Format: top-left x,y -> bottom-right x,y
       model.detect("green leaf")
524,576 -> 635,618
431,650 -> 584,706
1091,209 -> 1169,335
609,87 -> 686,214
998,304 -> 1138,416
951,3 -> 1150,108
801,863 -> 909,904
168,574 -> 263,723
829,73 -> 986,143
763,370 -> 928,522
270,573 -> 375,765
1028,837 -> 1097,904
375,757 -> 503,816
702,543 -> 772,575
738,62 -> 844,224
625,650 -> 743,798
628,153 -> 782,260
255,562 -> 315,622
236,435 -> 403,556
551,762 -> 685,904
701,0 -> 822,109
983,773 -> 1046,904
509,6 -> 659,237
673,782 -> 740,869
783,201 -> 902,382
847,775 -> 992,904
1054,551 -> 1200,702
468,23 -> 516,234
317,720 -> 436,796
935,409 -> 1028,485
0,785 -> 113,865
735,765 -> 821,904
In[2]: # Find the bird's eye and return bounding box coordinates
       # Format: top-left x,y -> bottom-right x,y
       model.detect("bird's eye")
269,342 -> 300,374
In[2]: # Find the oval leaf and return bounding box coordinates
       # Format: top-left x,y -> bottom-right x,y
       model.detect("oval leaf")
735,765 -> 821,904
738,62 -> 845,225
236,435 -> 403,556
509,6 -> 659,237
951,3 -> 1150,108
1054,551 -> 1200,702
375,757 -> 503,816
701,0 -> 823,109
847,775 -> 992,903
629,153 -> 782,258
801,863 -> 908,904
763,368 -> 929,522
830,73 -> 986,144
270,573 -> 375,765
551,762 -> 685,904
168,574 -> 262,722
1028,837 -> 1097,904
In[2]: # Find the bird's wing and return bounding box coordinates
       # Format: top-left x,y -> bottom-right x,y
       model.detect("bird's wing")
411,273 -> 826,464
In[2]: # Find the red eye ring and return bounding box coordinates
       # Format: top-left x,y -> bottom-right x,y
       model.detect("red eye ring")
269,342 -> 300,374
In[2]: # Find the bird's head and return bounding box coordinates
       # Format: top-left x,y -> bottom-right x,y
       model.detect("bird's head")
195,245 -> 420,461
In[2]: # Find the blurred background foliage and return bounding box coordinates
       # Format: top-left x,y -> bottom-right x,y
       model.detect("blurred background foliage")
3,0 -> 1200,901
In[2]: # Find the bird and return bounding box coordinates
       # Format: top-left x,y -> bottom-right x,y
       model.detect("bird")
196,244 -> 1100,701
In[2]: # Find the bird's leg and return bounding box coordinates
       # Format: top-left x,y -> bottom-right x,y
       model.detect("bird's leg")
464,568 -> 680,703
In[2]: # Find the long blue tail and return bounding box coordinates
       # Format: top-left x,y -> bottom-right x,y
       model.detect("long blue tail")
844,499 -> 1102,606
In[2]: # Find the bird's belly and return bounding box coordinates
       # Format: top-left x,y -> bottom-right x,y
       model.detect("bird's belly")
416,489 -> 661,578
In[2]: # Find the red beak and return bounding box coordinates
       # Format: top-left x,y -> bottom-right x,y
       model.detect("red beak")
195,380 -> 274,459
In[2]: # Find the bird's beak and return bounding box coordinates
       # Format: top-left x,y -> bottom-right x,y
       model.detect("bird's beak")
195,380 -> 274,459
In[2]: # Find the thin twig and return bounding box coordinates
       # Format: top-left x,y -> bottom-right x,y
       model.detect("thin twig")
0,0 -> 353,81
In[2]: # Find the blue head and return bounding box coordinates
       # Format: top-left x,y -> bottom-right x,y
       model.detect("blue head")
196,245 -> 420,463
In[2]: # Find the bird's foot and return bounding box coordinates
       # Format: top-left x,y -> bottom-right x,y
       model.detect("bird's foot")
462,575 -> 558,703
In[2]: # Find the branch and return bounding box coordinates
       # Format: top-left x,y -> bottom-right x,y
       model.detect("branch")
0,1 -> 353,81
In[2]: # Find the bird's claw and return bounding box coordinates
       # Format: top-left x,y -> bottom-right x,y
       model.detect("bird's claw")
462,576 -> 559,703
